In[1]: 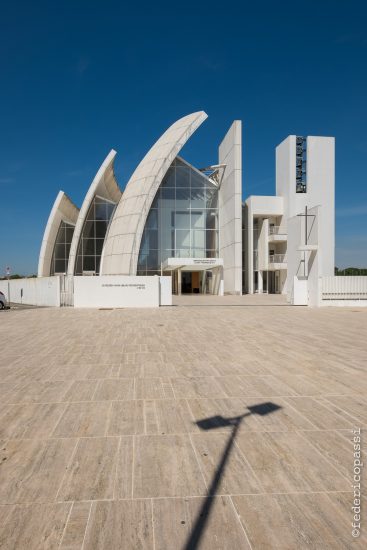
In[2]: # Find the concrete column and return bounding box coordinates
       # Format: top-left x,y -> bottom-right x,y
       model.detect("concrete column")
219,266 -> 224,296
202,271 -> 206,294
177,269 -> 182,295
247,209 -> 254,294
258,270 -> 263,293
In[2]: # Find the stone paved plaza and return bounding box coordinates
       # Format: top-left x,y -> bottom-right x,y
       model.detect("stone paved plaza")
0,297 -> 366,549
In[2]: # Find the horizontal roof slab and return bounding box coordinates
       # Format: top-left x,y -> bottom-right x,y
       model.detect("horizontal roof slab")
162,257 -> 223,271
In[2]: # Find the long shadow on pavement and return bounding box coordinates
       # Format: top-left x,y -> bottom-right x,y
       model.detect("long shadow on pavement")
184,401 -> 281,550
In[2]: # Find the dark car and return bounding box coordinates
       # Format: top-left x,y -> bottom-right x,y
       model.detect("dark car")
0,290 -> 7,309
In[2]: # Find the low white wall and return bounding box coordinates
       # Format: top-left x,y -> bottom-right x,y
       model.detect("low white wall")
320,276 -> 367,307
159,276 -> 172,306
0,277 -> 60,307
291,277 -> 308,305
74,275 -> 160,308
322,276 -> 367,300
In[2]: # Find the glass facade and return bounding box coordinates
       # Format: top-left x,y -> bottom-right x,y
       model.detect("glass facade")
137,157 -> 219,275
75,196 -> 116,275
50,221 -> 75,275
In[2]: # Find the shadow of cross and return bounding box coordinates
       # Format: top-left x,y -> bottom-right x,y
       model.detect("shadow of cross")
184,401 -> 281,550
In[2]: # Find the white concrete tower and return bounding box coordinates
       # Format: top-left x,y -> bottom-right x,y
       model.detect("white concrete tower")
218,121 -> 243,294
276,135 -> 335,298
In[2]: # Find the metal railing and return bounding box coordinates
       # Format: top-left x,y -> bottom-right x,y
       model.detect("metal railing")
269,254 -> 287,264
322,276 -> 367,300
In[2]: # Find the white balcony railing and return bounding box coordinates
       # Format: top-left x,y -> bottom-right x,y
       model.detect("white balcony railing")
269,226 -> 286,236
269,254 -> 287,264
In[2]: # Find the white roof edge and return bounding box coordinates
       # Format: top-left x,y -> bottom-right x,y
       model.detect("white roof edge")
38,191 -> 79,277
101,111 -> 208,275
245,195 -> 284,215
67,149 -> 122,275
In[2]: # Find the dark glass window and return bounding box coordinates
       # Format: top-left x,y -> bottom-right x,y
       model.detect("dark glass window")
137,156 -> 219,274
74,196 -> 116,275
50,221 -> 75,275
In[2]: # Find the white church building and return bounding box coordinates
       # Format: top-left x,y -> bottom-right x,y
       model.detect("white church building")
3,110 -> 364,308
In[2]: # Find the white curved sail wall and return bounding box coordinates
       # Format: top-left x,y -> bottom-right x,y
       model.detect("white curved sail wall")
38,191 -> 79,277
100,111 -> 208,275
67,149 -> 122,275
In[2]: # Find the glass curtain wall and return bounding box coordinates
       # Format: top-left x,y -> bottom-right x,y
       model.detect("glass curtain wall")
50,221 -> 75,275
137,157 -> 219,275
75,196 -> 115,275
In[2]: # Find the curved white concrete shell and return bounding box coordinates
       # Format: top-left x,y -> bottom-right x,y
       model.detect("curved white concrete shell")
100,111 -> 208,275
38,191 -> 79,277
67,149 -> 122,275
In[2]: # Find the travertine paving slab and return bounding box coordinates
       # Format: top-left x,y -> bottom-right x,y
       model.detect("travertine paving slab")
52,401 -> 111,437
300,429 -> 355,481
322,394 -> 367,425
232,492 -> 367,549
133,434 -> 207,497
283,396 -> 354,429
213,361 -> 271,376
171,377 -> 226,398
115,435 -> 134,498
174,362 -> 220,377
85,363 -> 114,379
93,378 -> 134,401
235,431 -> 349,493
0,382 -> 22,403
0,403 -> 66,439
274,373 -> 325,396
154,399 -> 197,434
135,377 -> 174,399
63,379 -> 99,401
83,500 -> 154,549
118,364 -> 143,377
329,371 -> 367,394
310,371 -> 362,395
191,432 -> 261,494
107,400 -> 145,435
220,375 -> 297,397
5,380 -> 72,404
51,363 -> 91,381
153,496 -> 251,549
0,504 -> 14,531
60,501 -> 91,548
57,437 -> 120,501
0,438 -> 76,504
0,502 -> 71,549
142,362 -> 178,377
143,400 -> 160,434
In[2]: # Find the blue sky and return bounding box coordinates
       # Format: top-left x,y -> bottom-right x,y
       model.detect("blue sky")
1,0 -> 366,274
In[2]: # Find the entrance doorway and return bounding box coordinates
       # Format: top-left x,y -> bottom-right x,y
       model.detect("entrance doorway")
182,271 -> 201,294
163,259 -> 224,296
268,271 -> 280,294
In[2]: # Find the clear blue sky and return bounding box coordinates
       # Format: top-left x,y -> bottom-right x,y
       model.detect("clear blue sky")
1,0 -> 366,274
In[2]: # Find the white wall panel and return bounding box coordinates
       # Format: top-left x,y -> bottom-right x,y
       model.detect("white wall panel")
74,276 -> 160,308
0,277 -> 61,307
218,121 -> 242,294
159,276 -> 172,306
